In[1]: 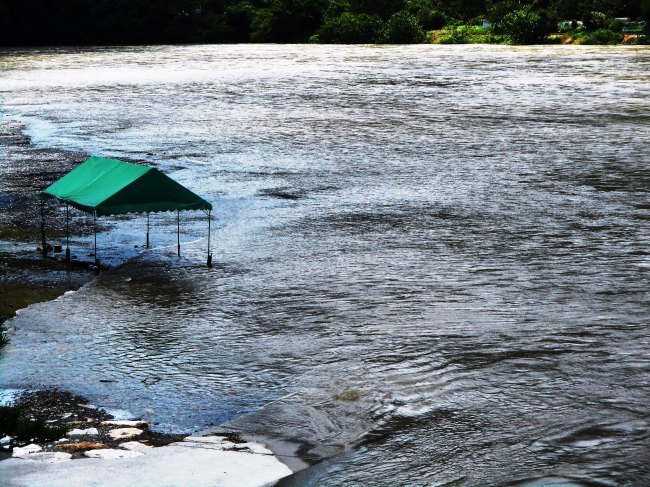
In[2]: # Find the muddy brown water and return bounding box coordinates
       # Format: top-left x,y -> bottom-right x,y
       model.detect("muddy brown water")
0,45 -> 649,485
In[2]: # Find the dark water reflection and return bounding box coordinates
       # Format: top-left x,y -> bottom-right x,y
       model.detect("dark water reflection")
0,45 -> 649,485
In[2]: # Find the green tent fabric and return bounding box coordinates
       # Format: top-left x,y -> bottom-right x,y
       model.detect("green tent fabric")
42,156 -> 212,216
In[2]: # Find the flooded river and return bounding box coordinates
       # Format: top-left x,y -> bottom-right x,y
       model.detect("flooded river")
1,45 -> 649,485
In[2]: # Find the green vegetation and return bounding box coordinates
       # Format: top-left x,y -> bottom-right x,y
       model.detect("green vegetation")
494,5 -> 549,44
434,25 -> 507,43
0,0 -> 647,45
579,28 -> 625,43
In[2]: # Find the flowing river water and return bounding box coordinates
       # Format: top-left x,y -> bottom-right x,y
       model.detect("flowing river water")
1,45 -> 649,485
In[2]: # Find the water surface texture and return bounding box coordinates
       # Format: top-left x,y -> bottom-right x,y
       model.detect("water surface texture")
1,45 -> 649,485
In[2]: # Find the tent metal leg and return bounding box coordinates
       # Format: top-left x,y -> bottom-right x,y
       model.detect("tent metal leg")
207,210 -> 212,268
40,196 -> 47,258
146,212 -> 150,249
93,210 -> 99,271
65,204 -> 70,264
177,210 -> 180,257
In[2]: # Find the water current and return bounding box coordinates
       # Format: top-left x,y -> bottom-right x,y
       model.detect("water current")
1,45 -> 649,485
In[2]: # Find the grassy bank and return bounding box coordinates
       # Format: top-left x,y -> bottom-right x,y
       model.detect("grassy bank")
429,26 -> 648,45
0,277 -> 69,321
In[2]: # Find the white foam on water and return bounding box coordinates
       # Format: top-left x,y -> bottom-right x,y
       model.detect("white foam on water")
19,117 -> 58,147
102,408 -> 137,420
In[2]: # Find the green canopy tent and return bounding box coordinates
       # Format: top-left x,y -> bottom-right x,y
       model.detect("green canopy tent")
41,156 -> 214,268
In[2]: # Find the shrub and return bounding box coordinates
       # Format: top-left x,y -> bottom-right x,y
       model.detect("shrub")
606,18 -> 624,32
317,12 -> 384,43
438,25 -> 472,43
377,10 -> 426,43
486,0 -> 521,24
495,5 -> 547,44
579,28 -> 623,44
437,25 -> 507,44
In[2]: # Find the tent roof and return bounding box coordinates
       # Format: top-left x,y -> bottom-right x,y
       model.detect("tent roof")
42,156 -> 212,216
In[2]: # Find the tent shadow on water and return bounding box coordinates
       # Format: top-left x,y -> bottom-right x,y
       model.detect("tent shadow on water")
41,156 -> 214,269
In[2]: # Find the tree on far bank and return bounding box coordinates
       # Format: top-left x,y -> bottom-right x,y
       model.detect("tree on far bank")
377,11 -> 427,43
495,4 -> 557,43
0,0 -> 647,45
316,11 -> 384,43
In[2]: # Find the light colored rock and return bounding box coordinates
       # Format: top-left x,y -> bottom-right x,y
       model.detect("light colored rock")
2,441 -> 293,487
174,436 -> 235,450
239,442 -> 273,455
67,427 -> 99,436
178,436 -> 273,454
108,427 -> 143,440
19,452 -> 72,464
119,441 -> 152,451
100,420 -> 148,428
13,444 -> 42,458
183,436 -> 227,444
1,435 -> 12,445
84,448 -> 143,459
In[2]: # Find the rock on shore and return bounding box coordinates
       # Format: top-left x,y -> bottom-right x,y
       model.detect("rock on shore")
1,389 -> 293,486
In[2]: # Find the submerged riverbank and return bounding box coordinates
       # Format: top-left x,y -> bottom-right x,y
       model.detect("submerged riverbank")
0,122 -> 299,485
0,122 -> 95,347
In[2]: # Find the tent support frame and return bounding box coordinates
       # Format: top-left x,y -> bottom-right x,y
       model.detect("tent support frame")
41,203 -> 214,269
65,204 -> 70,264
177,210 -> 180,257
207,209 -> 212,268
40,195 -> 47,257
93,210 -> 99,271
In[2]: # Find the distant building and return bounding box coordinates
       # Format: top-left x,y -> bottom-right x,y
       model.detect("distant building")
621,21 -> 646,34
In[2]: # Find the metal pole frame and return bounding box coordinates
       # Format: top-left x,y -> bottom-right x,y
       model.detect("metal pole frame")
40,195 -> 47,257
207,209 -> 212,268
65,204 -> 70,264
177,210 -> 180,257
146,212 -> 150,249
93,210 -> 99,270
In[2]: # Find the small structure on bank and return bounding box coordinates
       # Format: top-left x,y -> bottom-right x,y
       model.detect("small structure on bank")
41,156 -> 213,268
